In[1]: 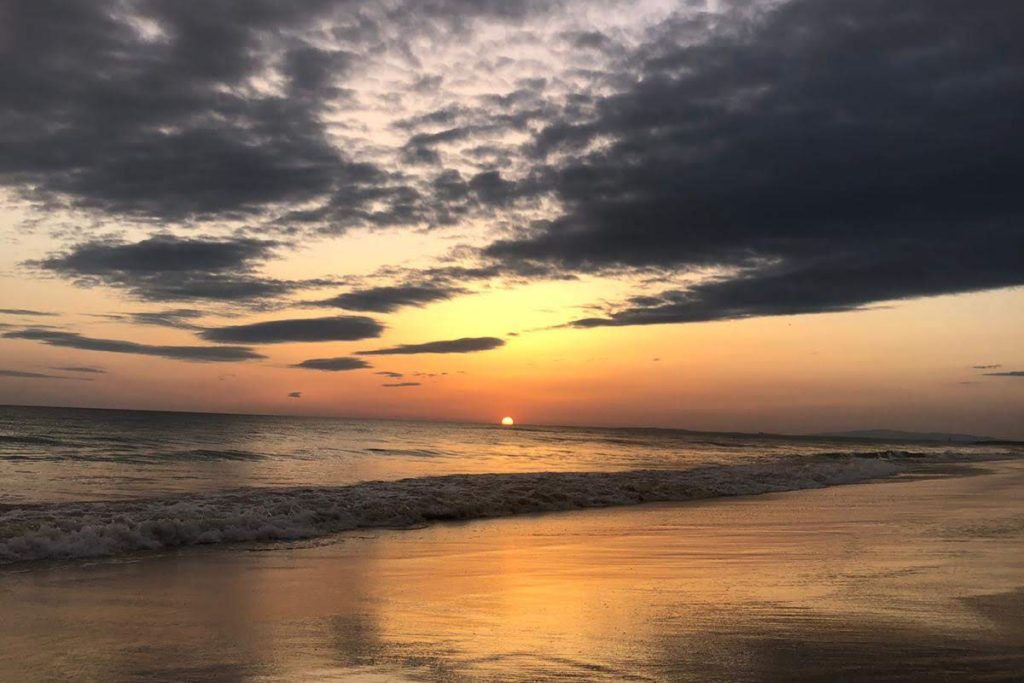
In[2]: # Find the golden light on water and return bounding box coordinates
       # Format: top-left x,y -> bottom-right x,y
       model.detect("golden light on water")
501,417 -> 515,426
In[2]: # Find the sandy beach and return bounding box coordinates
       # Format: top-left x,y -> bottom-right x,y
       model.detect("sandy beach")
2,460 -> 1022,683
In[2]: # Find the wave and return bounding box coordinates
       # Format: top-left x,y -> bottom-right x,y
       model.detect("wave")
159,448 -> 266,462
365,447 -> 442,458
0,445 -> 266,463
0,434 -> 69,447
0,453 -> 919,565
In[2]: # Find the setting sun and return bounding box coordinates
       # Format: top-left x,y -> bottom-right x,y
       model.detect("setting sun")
501,417 -> 515,426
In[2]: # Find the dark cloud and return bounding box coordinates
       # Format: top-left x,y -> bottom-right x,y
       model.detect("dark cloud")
486,0 -> 1024,327
401,126 -> 491,165
29,236 -> 305,303
291,357 -> 373,372
129,309 -> 206,329
53,366 -> 106,374
0,369 -> 89,381
358,337 -> 505,355
3,328 -> 264,362
0,309 -> 57,316
0,0 -> 559,231
986,371 -> 1024,377
382,382 -> 421,387
201,315 -> 383,344
973,365 -> 1002,370
37,235 -> 276,274
311,284 -> 463,313
0,0 -> 375,221
375,371 -> 404,378
287,391 -> 302,398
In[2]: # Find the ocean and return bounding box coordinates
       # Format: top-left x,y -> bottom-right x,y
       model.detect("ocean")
1,405 -> 1018,566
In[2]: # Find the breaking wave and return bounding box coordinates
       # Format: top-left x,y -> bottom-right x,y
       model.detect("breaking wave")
0,453 -> 919,565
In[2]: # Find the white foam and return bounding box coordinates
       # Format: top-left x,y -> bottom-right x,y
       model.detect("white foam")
0,455 -> 905,564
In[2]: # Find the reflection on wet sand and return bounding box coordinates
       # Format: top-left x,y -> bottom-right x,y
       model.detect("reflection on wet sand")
1,462 -> 1022,682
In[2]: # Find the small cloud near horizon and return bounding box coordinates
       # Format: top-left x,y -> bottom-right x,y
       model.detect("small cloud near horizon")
292,357 -> 373,372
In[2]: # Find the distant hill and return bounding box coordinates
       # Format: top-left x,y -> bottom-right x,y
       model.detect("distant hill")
813,429 -> 998,443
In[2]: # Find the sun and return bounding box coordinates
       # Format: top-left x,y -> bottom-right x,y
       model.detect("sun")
501,416 -> 515,426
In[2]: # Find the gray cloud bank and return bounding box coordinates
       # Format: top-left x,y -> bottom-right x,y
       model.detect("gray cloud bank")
29,236 -> 315,304
485,0 -> 1024,327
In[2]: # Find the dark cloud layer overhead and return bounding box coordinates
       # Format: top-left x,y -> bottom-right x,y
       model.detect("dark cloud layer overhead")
357,337 -> 505,355
291,357 -> 373,372
201,315 -> 383,344
0,0 -> 374,221
486,0 -> 1024,327
4,0 -> 1024,341
0,0 -> 561,233
4,328 -> 264,362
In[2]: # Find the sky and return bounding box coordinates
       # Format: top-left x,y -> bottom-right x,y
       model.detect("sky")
1,0 -> 1022,437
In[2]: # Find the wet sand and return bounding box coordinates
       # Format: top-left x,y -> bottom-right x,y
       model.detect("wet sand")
1,461 -> 1022,682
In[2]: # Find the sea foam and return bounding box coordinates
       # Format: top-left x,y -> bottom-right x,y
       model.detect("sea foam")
0,454 -> 908,564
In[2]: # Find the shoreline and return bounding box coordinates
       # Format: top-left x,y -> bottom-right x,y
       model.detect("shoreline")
2,460 -> 1021,682
0,452 -> 912,565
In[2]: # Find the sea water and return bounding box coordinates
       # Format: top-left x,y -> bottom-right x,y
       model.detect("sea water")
0,405 -> 1018,564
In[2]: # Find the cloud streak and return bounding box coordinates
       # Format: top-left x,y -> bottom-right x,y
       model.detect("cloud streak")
0,369 -> 90,381
0,309 -> 57,317
291,357 -> 372,372
357,337 -> 505,355
312,284 -> 463,313
201,316 -> 383,344
4,329 -> 264,362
